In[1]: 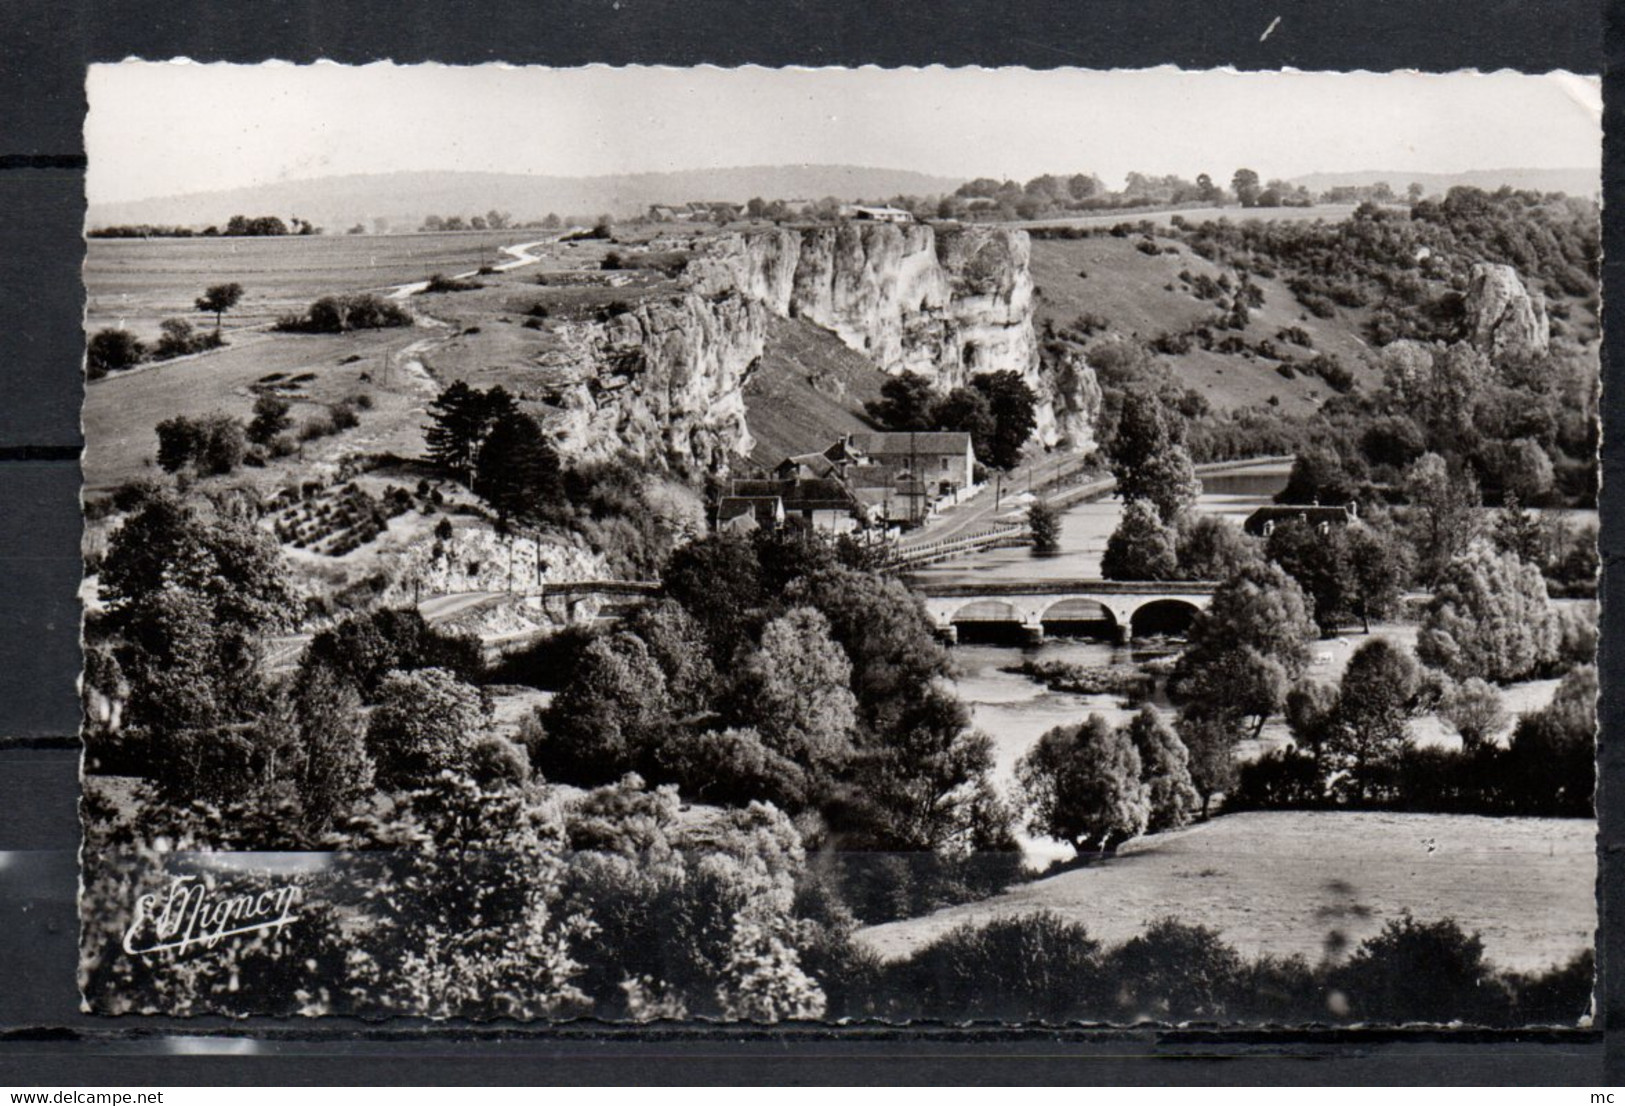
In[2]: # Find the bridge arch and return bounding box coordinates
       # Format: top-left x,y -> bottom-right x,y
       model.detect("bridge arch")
1128,597 -> 1203,639
1039,597 -> 1121,637
948,599 -> 1022,625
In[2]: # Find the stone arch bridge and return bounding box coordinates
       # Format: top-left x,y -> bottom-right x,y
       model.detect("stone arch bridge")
914,579 -> 1220,644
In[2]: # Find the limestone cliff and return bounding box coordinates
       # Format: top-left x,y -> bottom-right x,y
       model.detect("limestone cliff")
539,221 -> 1072,474
532,291 -> 769,471
689,222 -> 1076,445
1464,262 -> 1550,361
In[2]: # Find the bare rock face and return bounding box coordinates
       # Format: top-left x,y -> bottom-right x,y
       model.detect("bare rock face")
1045,350 -> 1104,452
536,291 -> 770,472
1465,262 -> 1549,361
544,221 -> 1064,474
384,527 -> 610,603
692,222 -> 1054,439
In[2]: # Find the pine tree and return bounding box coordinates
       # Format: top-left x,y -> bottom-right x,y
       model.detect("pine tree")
473,412 -> 562,524
424,381 -> 485,480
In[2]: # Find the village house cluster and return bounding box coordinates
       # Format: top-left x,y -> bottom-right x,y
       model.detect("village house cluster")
718,430 -> 975,535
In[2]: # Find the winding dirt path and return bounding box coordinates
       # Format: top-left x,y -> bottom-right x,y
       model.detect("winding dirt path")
384,235 -> 567,300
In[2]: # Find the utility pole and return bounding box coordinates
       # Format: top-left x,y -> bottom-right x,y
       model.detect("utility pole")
910,428 -> 919,527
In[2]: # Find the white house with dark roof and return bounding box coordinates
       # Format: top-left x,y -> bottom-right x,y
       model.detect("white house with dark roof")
841,204 -> 915,224
827,431 -> 976,498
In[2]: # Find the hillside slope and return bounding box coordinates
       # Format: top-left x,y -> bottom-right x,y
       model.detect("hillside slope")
1030,234 -> 1379,417
743,316 -> 889,468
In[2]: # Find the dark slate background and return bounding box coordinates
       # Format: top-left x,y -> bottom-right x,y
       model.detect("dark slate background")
0,0 -> 1615,1085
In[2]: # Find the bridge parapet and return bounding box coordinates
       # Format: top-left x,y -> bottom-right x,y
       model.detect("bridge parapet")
913,578 -> 1219,598
545,580 -> 664,598
917,579 -> 1218,644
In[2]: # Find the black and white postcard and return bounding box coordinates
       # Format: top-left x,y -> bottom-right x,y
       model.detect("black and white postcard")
77,63 -> 1600,1025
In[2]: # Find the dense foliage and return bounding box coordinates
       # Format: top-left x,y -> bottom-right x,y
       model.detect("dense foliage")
845,911 -> 1589,1026
864,369 -> 1039,469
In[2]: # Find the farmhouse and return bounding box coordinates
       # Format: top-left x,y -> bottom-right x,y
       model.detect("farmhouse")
773,451 -> 839,480
844,463 -> 929,527
827,430 -> 976,498
726,477 -> 862,534
1244,502 -> 1360,538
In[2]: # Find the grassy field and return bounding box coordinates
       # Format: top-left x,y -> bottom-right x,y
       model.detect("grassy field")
855,810 -> 1596,974
80,325 -> 435,491
80,230 -> 625,492
84,230 -> 542,341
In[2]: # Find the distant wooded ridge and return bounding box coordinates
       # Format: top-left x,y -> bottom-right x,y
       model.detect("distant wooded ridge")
87,164 -> 1597,234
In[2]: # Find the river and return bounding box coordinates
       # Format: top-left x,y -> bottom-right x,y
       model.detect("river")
917,462 -> 1587,865
916,463 -> 1293,866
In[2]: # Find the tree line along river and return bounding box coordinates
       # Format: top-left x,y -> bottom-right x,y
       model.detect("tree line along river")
908,462 -> 1586,865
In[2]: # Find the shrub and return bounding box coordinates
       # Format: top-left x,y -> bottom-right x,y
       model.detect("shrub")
1503,950 -> 1594,1026
1107,918 -> 1245,1022
656,726 -> 809,809
87,328 -> 145,378
150,318 -> 224,361
1296,291 -> 1337,318
1226,747 -> 1326,811
154,413 -> 248,476
364,668 -> 487,788
1149,331 -> 1194,355
1028,500 -> 1061,554
467,734 -> 532,787
1330,915 -> 1504,1024
1505,663 -> 1596,816
880,912 -> 1107,1022
247,394 -> 292,446
422,273 -> 484,293
276,294 -> 411,333
299,416 -> 336,442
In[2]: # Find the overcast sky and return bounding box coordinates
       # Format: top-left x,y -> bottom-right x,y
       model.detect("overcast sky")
86,63 -> 1602,204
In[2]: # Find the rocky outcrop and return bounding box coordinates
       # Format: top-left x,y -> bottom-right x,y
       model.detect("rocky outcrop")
533,291 -> 770,470
1465,262 -> 1549,361
1044,350 -> 1104,451
383,525 -> 610,603
539,221 -> 1072,473
692,223 -> 1039,387
689,222 -> 1068,443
